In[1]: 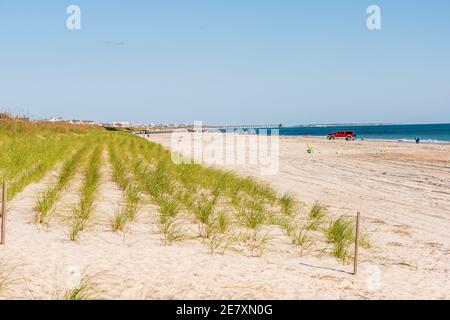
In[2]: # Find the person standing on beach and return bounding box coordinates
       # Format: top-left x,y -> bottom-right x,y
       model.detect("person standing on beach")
416,137 -> 420,144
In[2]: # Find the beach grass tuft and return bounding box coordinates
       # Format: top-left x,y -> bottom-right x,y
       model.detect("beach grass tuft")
326,217 -> 355,263
157,194 -> 180,225
306,202 -> 327,231
243,230 -> 272,257
217,210 -> 230,234
287,223 -> 314,254
63,274 -> 98,300
280,192 -> 296,216
111,207 -> 129,232
235,198 -> 267,229
159,218 -> 187,245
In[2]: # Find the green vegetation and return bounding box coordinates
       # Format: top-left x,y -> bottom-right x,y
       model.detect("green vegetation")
282,202 -> 327,255
236,199 -> 267,229
0,117 -> 96,199
109,133 -> 371,260
159,218 -> 187,245
280,192 -> 296,216
109,142 -> 142,232
307,202 -> 326,230
217,210 -> 230,234
0,117 -> 371,263
157,194 -> 180,225
287,223 -> 314,254
243,231 -> 272,257
63,274 -> 98,300
69,145 -> 102,241
35,145 -> 88,224
326,217 -> 355,263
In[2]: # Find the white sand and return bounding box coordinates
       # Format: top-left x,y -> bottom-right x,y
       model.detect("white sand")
0,135 -> 449,299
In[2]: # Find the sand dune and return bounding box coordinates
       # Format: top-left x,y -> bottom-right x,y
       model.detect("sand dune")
0,135 -> 449,299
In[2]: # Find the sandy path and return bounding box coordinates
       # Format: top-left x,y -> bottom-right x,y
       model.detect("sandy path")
0,135 -> 449,299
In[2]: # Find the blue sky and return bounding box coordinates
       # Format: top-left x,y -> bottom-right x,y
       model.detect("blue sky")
0,0 -> 449,125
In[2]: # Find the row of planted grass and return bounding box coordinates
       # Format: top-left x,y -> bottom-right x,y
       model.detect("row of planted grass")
93,130 -> 371,260
137,137 -> 282,254
1,119 -> 370,262
129,139 -> 223,243
108,137 -> 142,232
69,144 -> 103,241
127,141 -> 186,244
115,134 -> 302,253
0,117 -> 99,200
35,143 -> 90,225
125,132 -> 369,262
123,134 -> 371,262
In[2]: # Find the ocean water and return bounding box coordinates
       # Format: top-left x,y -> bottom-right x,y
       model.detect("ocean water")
220,124 -> 450,143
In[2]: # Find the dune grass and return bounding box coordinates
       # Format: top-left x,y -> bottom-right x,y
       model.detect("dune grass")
124,138 -> 189,244
326,217 -> 355,263
120,134 -> 322,255
159,218 -> 187,245
235,197 -> 267,229
242,230 -> 272,257
69,145 -> 103,241
306,202 -> 327,231
0,119 -> 372,262
280,192 -> 296,216
192,194 -> 217,225
287,223 -> 314,253
63,274 -> 98,300
206,232 -> 236,255
189,194 -> 218,238
217,210 -> 230,234
35,144 -> 88,224
0,117 -> 97,200
278,201 -> 327,255
20,130 -> 368,261
108,142 -> 142,232
156,194 -> 180,225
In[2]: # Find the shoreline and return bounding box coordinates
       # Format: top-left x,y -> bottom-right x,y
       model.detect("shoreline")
146,130 -> 450,146
280,135 -> 450,145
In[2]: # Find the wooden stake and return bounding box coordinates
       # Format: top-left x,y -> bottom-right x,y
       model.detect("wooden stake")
1,180 -> 6,245
353,212 -> 361,276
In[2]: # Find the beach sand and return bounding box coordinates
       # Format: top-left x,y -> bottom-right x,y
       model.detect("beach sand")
1,135 -> 449,299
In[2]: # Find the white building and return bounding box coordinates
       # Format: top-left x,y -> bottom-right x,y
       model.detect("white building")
112,121 -> 130,127
47,117 -> 64,122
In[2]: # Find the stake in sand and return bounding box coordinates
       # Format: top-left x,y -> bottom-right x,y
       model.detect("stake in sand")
353,212 -> 361,275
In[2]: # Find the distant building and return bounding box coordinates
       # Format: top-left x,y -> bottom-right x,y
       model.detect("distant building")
61,119 -> 101,126
80,120 -> 100,126
47,117 -> 64,122
112,121 -> 130,127
0,112 -> 13,120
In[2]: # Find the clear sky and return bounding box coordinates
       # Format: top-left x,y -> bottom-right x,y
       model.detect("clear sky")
1,0 -> 449,125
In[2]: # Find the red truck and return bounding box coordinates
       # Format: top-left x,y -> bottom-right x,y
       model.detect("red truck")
327,131 -> 356,141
